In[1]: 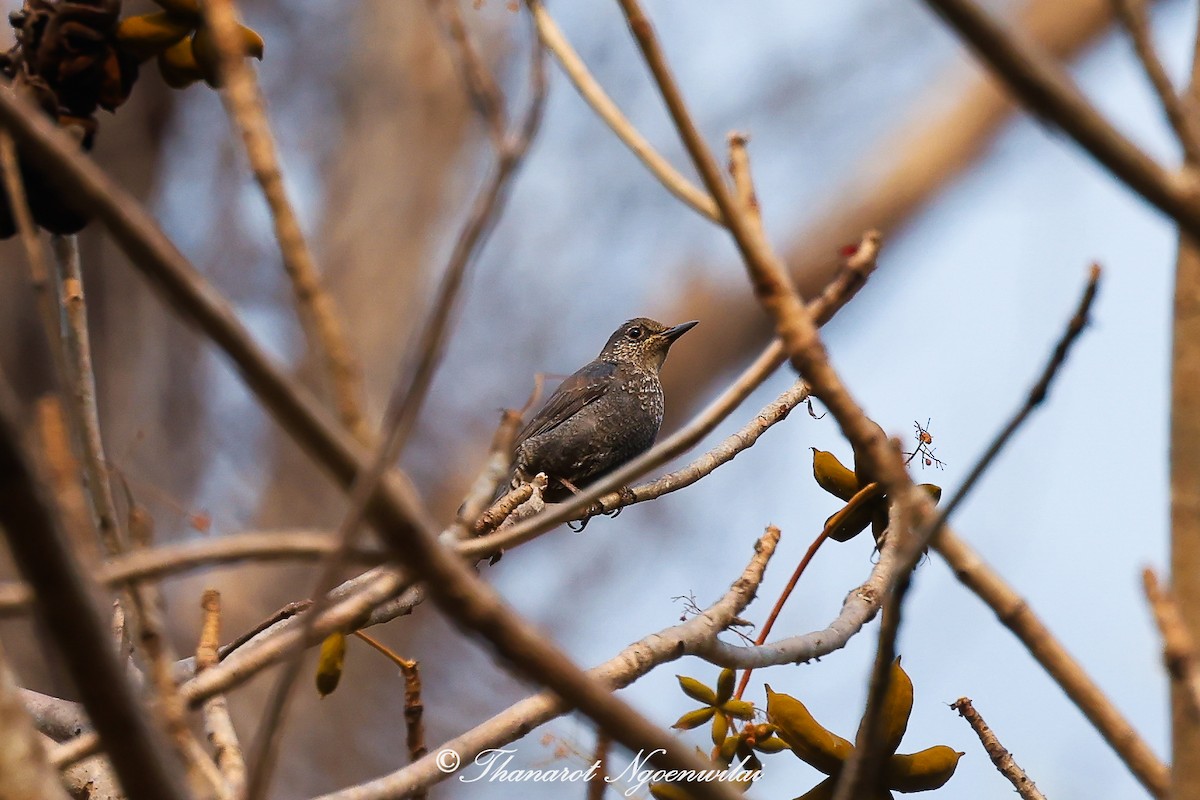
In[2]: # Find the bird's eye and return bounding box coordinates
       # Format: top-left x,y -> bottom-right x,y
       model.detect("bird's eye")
626,326 -> 643,340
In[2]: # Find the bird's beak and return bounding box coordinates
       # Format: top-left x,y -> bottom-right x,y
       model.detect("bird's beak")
662,320 -> 699,343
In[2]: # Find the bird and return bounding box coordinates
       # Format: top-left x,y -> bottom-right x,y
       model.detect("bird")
508,317 -> 698,503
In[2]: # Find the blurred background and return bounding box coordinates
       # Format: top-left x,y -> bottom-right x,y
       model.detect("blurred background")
0,0 -> 1189,797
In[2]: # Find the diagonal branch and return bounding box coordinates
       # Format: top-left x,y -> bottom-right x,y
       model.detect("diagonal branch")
308,527 -> 780,800
0,82 -> 440,566
933,528 -> 1169,796
526,0 -> 720,222
202,0 -> 369,443
0,375 -> 189,800
921,0 -> 1200,237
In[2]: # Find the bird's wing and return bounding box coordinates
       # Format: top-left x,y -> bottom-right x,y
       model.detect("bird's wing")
517,360 -> 617,442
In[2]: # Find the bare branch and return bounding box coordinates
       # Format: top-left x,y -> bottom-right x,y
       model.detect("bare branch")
198,590 -> 247,799
933,528 -> 1168,796
0,531 -> 383,616
921,0 -> 1200,238
202,0 -> 368,443
51,234 -> 124,557
309,527 -> 779,800
1111,0 -> 1200,163
0,375 -> 189,800
1143,568 -> 1200,721
0,641 -> 72,800
526,0 -> 720,222
952,697 -> 1047,800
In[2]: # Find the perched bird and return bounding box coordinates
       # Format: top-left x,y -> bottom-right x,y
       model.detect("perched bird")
510,317 -> 698,502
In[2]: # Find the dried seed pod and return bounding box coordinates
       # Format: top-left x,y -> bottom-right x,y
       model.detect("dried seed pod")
315,631 -> 347,697
812,448 -> 860,500
676,674 -> 717,705
672,707 -> 716,730
116,12 -> 194,61
883,745 -> 964,792
766,686 -> 852,776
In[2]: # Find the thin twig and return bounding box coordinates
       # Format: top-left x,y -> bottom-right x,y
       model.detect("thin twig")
352,631 -> 427,783
583,379 -> 809,519
1143,568 -> 1200,721
198,590 -> 247,799
952,698 -> 1047,800
526,0 -> 720,222
51,234 -> 124,557
0,531 -> 383,615
126,505 -> 228,799
202,0 -> 368,444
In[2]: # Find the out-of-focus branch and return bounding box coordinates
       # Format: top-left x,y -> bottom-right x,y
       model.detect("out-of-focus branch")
657,0 -> 1128,409
1169,11 -> 1200,796
933,528 -> 1168,796
921,0 -> 1200,237
242,11 -> 546,797
1143,569 -> 1200,721
51,234 -> 123,557
202,0 -> 369,444
526,0 -> 720,222
0,376 -> 189,800
309,527 -> 779,800
52,569 -> 413,769
0,131 -> 67,390
952,697 -> 1047,800
1111,0 -> 1200,162
0,531 -> 383,615
0,641 -> 72,800
427,0 -> 508,146
0,83 -> 440,576
198,590 -> 247,799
